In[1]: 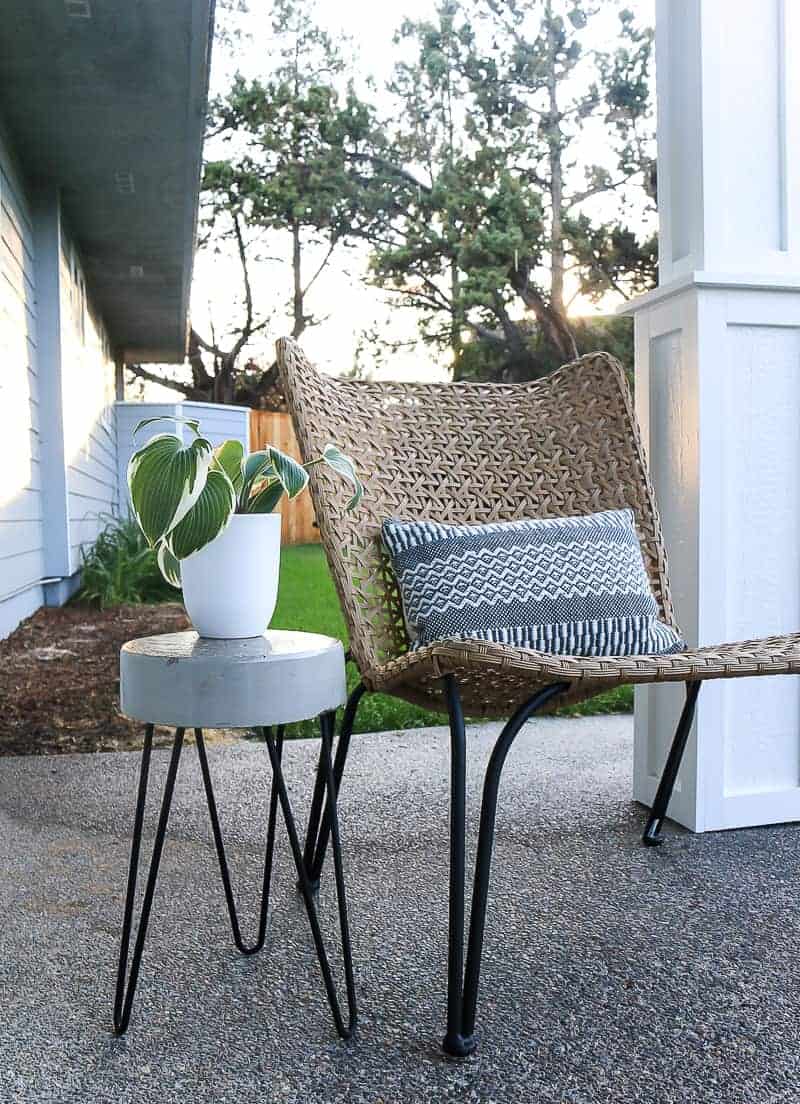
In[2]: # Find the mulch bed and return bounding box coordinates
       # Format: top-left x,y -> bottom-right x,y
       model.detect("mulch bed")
0,603 -> 202,756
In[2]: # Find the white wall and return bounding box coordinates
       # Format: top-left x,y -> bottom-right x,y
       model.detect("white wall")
0,121 -> 44,634
59,222 -> 117,567
0,118 -> 119,639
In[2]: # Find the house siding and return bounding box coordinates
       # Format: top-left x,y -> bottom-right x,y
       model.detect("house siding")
0,120 -> 119,640
0,120 -> 44,632
59,224 -> 118,566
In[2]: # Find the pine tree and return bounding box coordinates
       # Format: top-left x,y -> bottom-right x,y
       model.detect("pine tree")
367,0 -> 656,379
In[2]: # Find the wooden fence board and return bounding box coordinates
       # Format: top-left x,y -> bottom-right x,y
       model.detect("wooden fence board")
249,410 -> 319,545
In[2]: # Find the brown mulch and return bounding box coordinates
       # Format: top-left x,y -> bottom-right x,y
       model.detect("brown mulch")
0,603 -> 233,757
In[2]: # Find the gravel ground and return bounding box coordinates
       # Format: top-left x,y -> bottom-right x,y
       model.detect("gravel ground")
1,716 -> 799,1104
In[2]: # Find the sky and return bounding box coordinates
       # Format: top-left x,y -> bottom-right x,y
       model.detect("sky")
163,0 -> 656,399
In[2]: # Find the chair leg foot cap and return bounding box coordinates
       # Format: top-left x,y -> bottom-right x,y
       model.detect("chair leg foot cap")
642,820 -> 664,847
442,1032 -> 477,1058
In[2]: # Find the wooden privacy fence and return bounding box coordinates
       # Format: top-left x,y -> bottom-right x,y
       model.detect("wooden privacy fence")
249,410 -> 320,545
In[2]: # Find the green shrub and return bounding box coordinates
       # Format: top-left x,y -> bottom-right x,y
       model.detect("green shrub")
76,515 -> 177,608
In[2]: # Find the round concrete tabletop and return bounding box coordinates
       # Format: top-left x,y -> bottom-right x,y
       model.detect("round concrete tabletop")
120,630 -> 347,729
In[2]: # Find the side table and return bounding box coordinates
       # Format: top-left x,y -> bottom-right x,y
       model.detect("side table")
115,629 -> 356,1040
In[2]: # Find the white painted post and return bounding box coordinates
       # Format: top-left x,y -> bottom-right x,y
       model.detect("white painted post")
623,0 -> 800,832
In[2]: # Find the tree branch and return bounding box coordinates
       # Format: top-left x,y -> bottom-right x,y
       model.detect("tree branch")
301,240 -> 336,298
229,210 -> 255,361
466,320 -> 507,346
127,364 -> 192,397
349,152 -> 433,195
491,292 -> 529,357
191,328 -> 225,360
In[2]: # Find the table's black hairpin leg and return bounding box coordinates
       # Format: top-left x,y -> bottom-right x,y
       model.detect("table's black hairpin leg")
302,683 -> 366,892
114,725 -> 185,1036
194,726 -> 283,955
261,712 -> 357,1038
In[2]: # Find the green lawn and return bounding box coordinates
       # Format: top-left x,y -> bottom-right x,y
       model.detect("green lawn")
271,544 -> 633,738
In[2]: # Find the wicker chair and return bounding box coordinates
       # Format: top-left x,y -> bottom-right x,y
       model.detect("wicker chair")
277,335 -> 800,1056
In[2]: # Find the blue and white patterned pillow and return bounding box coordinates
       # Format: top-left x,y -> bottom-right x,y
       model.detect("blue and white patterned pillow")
381,509 -> 683,657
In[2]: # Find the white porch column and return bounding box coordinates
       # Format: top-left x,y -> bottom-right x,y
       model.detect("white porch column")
623,0 -> 800,832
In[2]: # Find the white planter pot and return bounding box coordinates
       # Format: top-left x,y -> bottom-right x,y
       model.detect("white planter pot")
180,513 -> 281,639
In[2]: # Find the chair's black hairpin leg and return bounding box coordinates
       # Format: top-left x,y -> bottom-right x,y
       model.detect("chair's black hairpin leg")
642,680 -> 702,846
440,679 -> 570,1058
195,726 -> 284,953
114,725 -> 185,1036
460,682 -> 568,1042
262,712 -> 357,1038
442,675 -> 469,1058
302,682 -> 366,891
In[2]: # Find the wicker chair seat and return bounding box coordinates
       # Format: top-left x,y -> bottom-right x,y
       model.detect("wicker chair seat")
367,633 -> 800,715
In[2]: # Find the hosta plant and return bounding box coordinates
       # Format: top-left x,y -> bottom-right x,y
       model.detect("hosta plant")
127,415 -> 362,587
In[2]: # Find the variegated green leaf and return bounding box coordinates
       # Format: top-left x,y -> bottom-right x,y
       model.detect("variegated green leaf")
239,450 -> 273,507
269,446 -> 309,500
127,433 -> 214,547
213,439 -> 244,494
133,415 -> 201,438
321,444 -> 363,510
168,467 -> 237,559
156,540 -> 182,588
245,478 -> 284,514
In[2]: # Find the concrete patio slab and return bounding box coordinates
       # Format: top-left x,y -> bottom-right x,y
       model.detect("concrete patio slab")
1,716 -> 799,1104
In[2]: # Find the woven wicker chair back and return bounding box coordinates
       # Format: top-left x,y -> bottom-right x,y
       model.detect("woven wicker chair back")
277,336 -> 676,679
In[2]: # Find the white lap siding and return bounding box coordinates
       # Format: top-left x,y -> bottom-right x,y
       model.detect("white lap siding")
59,225 -> 117,566
0,124 -> 44,635
0,125 -> 118,639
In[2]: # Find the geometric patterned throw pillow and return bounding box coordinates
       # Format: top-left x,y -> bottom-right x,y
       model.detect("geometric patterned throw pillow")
381,509 -> 684,657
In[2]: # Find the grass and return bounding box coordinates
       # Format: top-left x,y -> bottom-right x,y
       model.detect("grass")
272,543 -> 632,738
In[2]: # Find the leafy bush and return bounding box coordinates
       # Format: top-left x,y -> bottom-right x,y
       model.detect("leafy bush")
76,516 -> 177,608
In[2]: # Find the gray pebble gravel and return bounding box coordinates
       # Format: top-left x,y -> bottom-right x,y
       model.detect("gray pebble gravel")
1,715 -> 799,1103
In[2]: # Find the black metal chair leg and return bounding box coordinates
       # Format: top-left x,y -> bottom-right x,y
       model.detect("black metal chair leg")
260,713 -> 357,1038
195,726 -> 283,954
113,726 -> 185,1036
460,683 -> 569,1041
440,679 -> 570,1057
642,680 -> 702,847
305,682 -> 366,889
441,675 -> 472,1057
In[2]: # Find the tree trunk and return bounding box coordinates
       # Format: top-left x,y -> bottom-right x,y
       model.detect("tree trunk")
449,257 -> 462,372
291,220 -> 304,339
215,353 -> 236,404
511,270 -> 578,364
544,2 -> 576,361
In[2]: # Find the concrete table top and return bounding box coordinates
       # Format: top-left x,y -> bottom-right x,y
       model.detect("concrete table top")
119,630 -> 347,729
